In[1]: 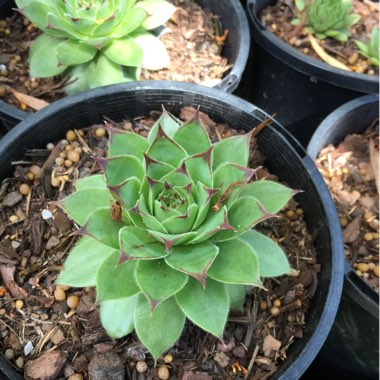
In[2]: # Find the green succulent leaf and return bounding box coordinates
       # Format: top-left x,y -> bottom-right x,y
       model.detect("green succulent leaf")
212,133 -> 251,170
213,164 -> 255,192
119,226 -> 169,261
81,207 -> 125,249
183,147 -> 213,188
65,64 -> 89,95
108,177 -> 141,209
208,238 -> 261,286
75,174 -> 106,191
17,1 -> 53,31
97,155 -> 144,186
85,53 -> 127,89
60,189 -> 110,225
173,115 -> 212,155
191,206 -> 234,244
100,294 -> 139,339
133,32 -> 170,70
103,37 -> 143,67
176,277 -> 228,337
148,109 -> 181,142
56,39 -> 97,66
96,251 -> 139,302
162,203 -> 198,234
57,237 -> 116,287
212,196 -> 272,242
112,7 -> 147,38
136,259 -> 188,309
136,0 -> 176,30
29,34 -> 68,77
145,155 -> 175,180
135,295 -> 185,361
146,126 -> 187,167
226,284 -> 247,312
108,129 -> 150,159
238,230 -> 291,277
165,241 -> 219,285
238,181 -> 297,214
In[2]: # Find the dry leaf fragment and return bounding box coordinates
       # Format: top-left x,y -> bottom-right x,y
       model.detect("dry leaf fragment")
0,264 -> 28,299
308,34 -> 351,71
10,88 -> 50,111
263,334 -> 282,357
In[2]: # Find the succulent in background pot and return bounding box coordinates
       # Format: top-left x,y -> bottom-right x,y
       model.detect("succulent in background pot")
237,0 -> 379,147
15,0 -> 176,95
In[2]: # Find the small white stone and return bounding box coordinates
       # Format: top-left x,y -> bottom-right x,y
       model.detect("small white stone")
41,209 -> 53,220
24,341 -> 33,356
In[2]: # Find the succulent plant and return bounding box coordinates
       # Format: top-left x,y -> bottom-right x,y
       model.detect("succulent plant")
15,0 -> 176,94
305,0 -> 360,41
57,109 -> 296,360
355,27 -> 379,67
293,0 -> 360,42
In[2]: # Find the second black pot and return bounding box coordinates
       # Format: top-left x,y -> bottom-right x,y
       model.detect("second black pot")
236,0 -> 379,147
306,94 -> 379,379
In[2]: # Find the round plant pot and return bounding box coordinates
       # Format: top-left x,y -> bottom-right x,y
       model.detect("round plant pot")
0,0 -> 15,18
237,0 -> 379,147
305,94 -> 380,379
0,0 -> 250,137
0,81 -> 344,379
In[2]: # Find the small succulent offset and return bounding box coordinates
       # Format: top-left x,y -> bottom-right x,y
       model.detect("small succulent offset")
293,0 -> 360,42
15,0 -> 176,94
57,109 -> 296,360
355,27 -> 379,67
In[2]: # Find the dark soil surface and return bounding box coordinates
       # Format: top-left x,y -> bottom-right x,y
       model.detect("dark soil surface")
0,0 -> 229,112
0,108 -> 319,379
260,0 -> 379,76
315,122 -> 379,292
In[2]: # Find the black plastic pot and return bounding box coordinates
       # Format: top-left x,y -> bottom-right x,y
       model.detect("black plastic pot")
305,94 -> 380,379
0,0 -> 250,137
0,81 -> 344,379
0,0 -> 15,18
236,0 -> 379,147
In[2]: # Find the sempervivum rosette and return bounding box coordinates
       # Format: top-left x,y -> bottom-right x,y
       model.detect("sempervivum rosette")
57,109 -> 296,360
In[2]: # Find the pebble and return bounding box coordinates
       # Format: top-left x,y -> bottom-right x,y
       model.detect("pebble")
47,143 -> 55,150
163,354 -> 173,363
29,165 -> 42,179
9,215 -> 19,223
95,127 -> 106,138
67,295 -> 80,309
136,361 -> 147,373
356,263 -> 369,273
68,375 -> 84,380
270,306 -> 280,316
19,183 -> 31,196
364,232 -> 374,241
4,348 -> 15,360
24,350 -> 67,379
66,130 -> 76,141
15,300 -> 24,309
15,357 -> 24,369
51,328 -> 65,345
24,341 -> 33,356
54,287 -> 66,301
157,365 -> 170,380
